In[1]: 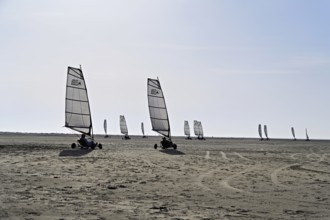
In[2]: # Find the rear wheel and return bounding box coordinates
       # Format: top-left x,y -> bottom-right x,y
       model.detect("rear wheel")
91,145 -> 96,150
173,144 -> 177,150
154,144 -> 158,149
71,143 -> 76,149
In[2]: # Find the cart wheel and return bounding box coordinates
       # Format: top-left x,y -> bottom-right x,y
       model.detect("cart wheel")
173,144 -> 177,150
71,143 -> 76,149
91,145 -> 96,150
154,144 -> 158,149
98,143 -> 102,149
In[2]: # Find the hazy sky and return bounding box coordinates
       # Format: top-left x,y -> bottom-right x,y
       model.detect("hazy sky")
1,0 -> 330,139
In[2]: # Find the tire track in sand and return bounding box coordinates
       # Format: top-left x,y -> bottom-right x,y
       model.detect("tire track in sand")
220,151 -> 228,160
270,163 -> 301,189
219,166 -> 256,194
233,152 -> 251,161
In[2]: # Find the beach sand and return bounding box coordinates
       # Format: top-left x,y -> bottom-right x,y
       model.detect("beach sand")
0,133 -> 330,219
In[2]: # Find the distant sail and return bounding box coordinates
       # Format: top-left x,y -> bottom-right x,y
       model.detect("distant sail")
104,119 -> 107,136
65,66 -> 93,136
198,121 -> 204,138
291,127 -> 296,140
264,125 -> 268,140
120,115 -> 128,135
258,124 -> 263,140
147,78 -> 170,138
141,122 -> 145,136
194,120 -> 199,137
306,128 -> 310,141
184,121 -> 190,137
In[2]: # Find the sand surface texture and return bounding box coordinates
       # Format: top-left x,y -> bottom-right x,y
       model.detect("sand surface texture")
0,134 -> 330,219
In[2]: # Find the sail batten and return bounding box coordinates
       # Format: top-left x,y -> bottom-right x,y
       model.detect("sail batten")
65,66 -> 93,136
147,78 -> 171,138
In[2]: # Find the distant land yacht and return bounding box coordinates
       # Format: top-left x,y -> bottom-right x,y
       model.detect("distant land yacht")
120,115 -> 130,140
103,119 -> 109,138
194,120 -> 205,140
291,127 -> 296,141
141,122 -> 147,138
306,128 -> 310,141
65,66 -> 102,149
258,124 -> 263,141
147,77 -> 177,149
264,125 -> 269,140
184,121 -> 192,140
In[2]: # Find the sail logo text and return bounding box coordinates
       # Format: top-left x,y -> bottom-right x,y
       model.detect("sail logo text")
71,79 -> 81,86
151,89 -> 159,95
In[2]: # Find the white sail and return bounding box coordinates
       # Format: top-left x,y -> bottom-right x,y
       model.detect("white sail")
103,119 -> 107,136
198,121 -> 204,138
65,66 -> 93,136
291,127 -> 296,139
258,124 -> 262,139
120,115 -> 128,135
264,125 -> 268,139
141,122 -> 145,136
194,120 -> 199,137
184,121 -> 190,137
147,78 -> 171,138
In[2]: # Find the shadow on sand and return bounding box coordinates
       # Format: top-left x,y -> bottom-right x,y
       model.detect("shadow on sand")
159,149 -> 185,155
59,149 -> 93,157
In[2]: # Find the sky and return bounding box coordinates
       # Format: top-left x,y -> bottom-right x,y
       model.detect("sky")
1,0 -> 330,139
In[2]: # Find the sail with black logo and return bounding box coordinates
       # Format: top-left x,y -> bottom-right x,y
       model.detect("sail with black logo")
120,115 -> 130,139
65,66 -> 102,149
147,78 -> 177,149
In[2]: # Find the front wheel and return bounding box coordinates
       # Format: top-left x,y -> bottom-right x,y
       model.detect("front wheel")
98,144 -> 103,149
71,143 -> 76,149
154,144 -> 158,149
173,144 -> 177,150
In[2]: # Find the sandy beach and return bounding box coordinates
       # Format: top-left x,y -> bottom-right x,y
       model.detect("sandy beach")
0,133 -> 330,219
